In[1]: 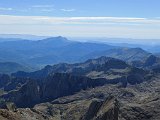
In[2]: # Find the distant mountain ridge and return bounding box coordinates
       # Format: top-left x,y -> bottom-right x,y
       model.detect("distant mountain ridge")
0,62 -> 32,74
1,36 -> 160,74
83,47 -> 151,62
0,34 -> 48,40
0,36 -> 116,68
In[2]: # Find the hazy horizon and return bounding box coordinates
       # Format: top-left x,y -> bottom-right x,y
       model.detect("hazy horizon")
0,33 -> 160,45
0,0 -> 160,40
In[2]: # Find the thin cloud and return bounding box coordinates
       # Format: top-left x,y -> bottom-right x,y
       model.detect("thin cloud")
40,9 -> 55,12
31,5 -> 55,12
0,7 -> 13,11
61,9 -> 76,12
32,5 -> 54,8
0,15 -> 160,25
0,15 -> 160,39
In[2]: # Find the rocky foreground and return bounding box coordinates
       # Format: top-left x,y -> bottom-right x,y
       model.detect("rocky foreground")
0,74 -> 159,120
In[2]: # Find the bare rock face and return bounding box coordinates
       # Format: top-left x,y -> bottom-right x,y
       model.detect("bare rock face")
0,109 -> 20,120
2,80 -> 41,108
82,99 -> 103,120
1,73 -> 104,108
82,96 -> 119,120
4,102 -> 17,112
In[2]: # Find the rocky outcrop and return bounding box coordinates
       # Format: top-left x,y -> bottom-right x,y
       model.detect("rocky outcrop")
0,109 -> 20,120
2,80 -> 41,108
82,96 -> 119,120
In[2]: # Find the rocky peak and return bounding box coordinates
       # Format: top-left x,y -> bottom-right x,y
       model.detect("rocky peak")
82,96 -> 119,120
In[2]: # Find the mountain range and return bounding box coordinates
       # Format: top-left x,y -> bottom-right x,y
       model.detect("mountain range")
0,55 -> 159,120
0,36 -> 114,68
0,36 -> 160,74
0,56 -> 152,107
0,36 -> 160,120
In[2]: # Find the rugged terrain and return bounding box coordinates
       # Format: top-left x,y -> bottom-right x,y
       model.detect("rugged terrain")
0,73 -> 159,120
0,55 -> 159,120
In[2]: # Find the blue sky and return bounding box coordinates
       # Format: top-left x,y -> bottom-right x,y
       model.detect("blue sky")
0,0 -> 160,17
0,0 -> 160,39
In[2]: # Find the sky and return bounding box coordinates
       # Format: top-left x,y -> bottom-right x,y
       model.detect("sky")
0,0 -> 160,39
